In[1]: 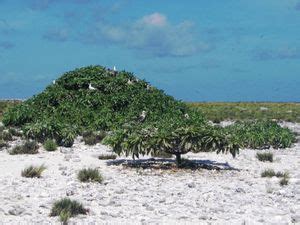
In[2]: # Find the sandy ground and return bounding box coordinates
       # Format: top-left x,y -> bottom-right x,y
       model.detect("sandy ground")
0,123 -> 299,225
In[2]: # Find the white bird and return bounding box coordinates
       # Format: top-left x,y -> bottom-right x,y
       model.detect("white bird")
52,80 -> 56,85
138,110 -> 147,122
184,113 -> 190,119
146,84 -> 151,90
89,83 -> 96,90
127,79 -> 133,85
113,66 -> 117,71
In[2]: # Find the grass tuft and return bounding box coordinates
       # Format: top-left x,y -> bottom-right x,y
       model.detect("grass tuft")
10,141 -> 39,155
0,139 -> 9,149
21,165 -> 46,178
82,131 -> 106,146
256,152 -> 273,162
98,154 -> 117,160
279,177 -> 289,186
50,198 -> 87,223
44,139 -> 58,151
0,130 -> 13,141
261,169 -> 289,179
78,168 -> 103,183
151,151 -> 173,158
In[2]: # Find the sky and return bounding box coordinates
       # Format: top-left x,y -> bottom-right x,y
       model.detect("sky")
0,0 -> 300,102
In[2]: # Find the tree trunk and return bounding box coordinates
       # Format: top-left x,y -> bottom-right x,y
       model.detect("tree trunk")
175,153 -> 182,167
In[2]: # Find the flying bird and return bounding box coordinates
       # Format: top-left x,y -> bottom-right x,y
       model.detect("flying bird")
89,83 -> 96,90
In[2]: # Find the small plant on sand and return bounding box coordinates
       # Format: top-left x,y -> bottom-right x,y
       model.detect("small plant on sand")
21,165 -> 46,178
261,169 -> 276,178
261,169 -> 289,179
0,139 -> 9,149
10,140 -> 39,155
50,198 -> 88,223
8,127 -> 23,137
78,168 -> 103,183
0,130 -> 13,141
44,139 -> 58,151
98,154 -> 117,160
150,151 -> 173,158
82,131 -> 106,146
279,177 -> 289,186
256,152 -> 273,162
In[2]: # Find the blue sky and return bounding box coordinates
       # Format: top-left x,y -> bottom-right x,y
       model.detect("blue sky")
0,0 -> 299,101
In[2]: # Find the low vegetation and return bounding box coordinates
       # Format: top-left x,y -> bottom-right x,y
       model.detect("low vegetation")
43,139 -> 58,151
98,154 -> 117,160
21,165 -> 46,178
256,152 -> 273,162
82,131 -> 106,146
50,198 -> 88,223
279,177 -> 289,186
188,102 -> 300,123
0,100 -> 20,121
1,66 -> 296,166
0,130 -> 13,141
0,139 -> 9,149
10,141 -> 39,155
225,120 -> 295,149
261,169 -> 289,178
77,168 -> 103,183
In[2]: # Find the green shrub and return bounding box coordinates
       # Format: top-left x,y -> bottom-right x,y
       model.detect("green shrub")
44,139 -> 58,151
10,141 -> 39,155
8,127 -> 23,137
256,152 -> 273,162
21,165 -> 46,178
0,125 -> 5,133
98,154 -> 117,160
225,120 -> 296,149
50,198 -> 87,222
261,169 -> 276,178
3,66 -> 193,148
0,130 -> 13,141
279,177 -> 289,186
77,168 -> 103,183
0,139 -> 9,149
150,151 -> 173,158
261,169 -> 288,178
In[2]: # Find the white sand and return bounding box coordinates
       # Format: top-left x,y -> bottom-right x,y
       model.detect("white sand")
0,123 -> 299,225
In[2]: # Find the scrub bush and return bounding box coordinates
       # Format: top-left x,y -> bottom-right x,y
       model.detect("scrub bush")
256,152 -> 273,162
10,141 -> 39,155
77,168 -> 103,183
44,139 -> 58,151
22,165 -> 46,178
50,198 -> 88,223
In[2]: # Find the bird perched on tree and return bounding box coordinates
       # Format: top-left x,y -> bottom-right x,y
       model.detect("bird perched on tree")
127,79 -> 133,85
52,80 -> 56,85
89,83 -> 96,90
184,113 -> 190,119
138,111 -> 147,122
112,66 -> 117,76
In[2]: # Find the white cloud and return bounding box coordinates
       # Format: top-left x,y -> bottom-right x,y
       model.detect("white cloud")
85,13 -> 210,57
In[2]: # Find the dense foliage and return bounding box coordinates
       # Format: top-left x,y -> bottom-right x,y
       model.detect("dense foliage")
2,66 -> 296,166
3,66 -> 192,147
188,102 -> 300,123
225,121 -> 296,149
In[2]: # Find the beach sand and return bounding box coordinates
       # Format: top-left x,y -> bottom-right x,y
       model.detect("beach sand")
0,122 -> 299,224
